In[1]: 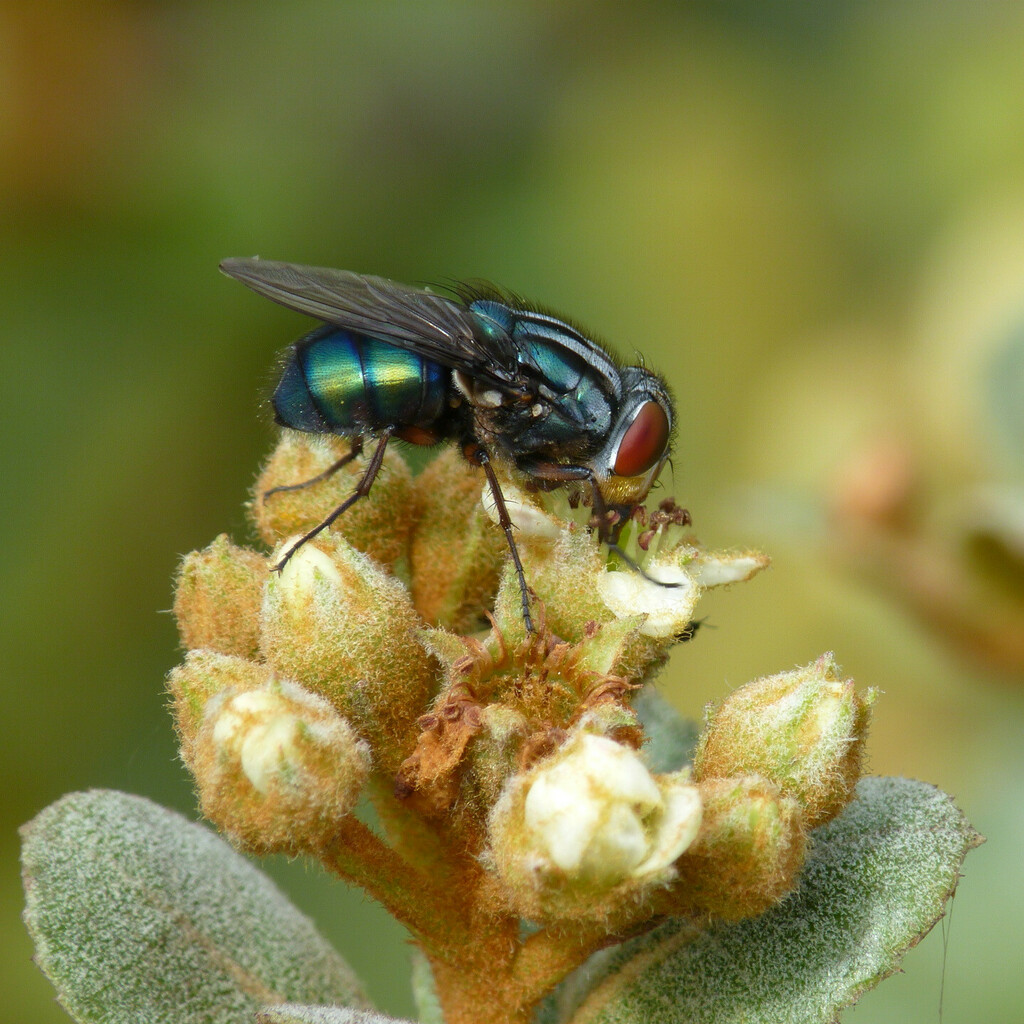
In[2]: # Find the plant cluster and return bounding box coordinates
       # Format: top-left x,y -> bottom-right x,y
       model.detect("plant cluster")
21,432 -> 980,1024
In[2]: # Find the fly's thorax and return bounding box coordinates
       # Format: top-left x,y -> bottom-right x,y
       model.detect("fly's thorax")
468,298 -> 619,455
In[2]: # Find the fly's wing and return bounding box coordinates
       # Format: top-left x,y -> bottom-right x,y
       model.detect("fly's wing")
221,258 -> 522,391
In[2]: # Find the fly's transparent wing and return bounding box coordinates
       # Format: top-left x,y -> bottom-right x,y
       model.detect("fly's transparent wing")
221,258 -> 521,389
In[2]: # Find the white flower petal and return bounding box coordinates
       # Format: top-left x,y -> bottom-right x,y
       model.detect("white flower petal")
631,777 -> 703,877
275,539 -> 343,595
240,715 -> 299,793
692,551 -> 770,587
585,802 -> 651,876
597,566 -> 700,637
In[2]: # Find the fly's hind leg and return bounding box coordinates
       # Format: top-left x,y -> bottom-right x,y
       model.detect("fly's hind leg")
271,430 -> 391,572
262,438 -> 365,502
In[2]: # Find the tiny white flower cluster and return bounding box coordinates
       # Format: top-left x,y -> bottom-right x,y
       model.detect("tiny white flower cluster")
483,479 -> 769,639
489,731 -> 702,918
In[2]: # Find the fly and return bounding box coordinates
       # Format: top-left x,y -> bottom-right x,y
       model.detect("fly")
221,258 -> 677,632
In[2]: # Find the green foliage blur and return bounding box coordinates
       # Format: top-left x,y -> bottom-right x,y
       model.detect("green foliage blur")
5,3 -> 1022,1021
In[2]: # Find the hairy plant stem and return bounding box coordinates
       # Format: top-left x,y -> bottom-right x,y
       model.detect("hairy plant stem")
320,809 -> 660,1024
365,775 -> 458,885
318,816 -> 455,943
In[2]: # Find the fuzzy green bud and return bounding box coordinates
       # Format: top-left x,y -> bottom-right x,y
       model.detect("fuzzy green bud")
167,650 -> 268,764
192,675 -> 368,851
668,776 -> 806,920
173,535 -> 267,659
694,653 -> 876,827
194,677 -> 370,854
490,508 -> 610,648
260,533 -> 436,773
253,429 -> 414,569
488,731 -> 702,921
408,448 -> 505,631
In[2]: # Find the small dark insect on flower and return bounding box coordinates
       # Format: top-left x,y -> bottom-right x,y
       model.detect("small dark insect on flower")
221,258 -> 677,631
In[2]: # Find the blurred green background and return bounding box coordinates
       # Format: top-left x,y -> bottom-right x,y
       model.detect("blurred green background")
5,3 -> 1024,1021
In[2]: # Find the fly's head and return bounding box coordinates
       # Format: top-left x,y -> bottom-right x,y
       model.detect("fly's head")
592,365 -> 674,523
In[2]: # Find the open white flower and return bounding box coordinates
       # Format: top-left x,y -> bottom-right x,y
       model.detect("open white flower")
598,546 -> 770,638
489,731 -> 702,919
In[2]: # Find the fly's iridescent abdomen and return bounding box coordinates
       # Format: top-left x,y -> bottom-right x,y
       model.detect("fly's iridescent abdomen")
273,324 -> 449,439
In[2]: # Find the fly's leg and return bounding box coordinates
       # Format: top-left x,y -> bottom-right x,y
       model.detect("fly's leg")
521,460 -> 681,590
580,475 -> 681,587
602,535 -> 681,587
263,439 -> 364,501
272,430 -> 391,572
465,445 -> 535,633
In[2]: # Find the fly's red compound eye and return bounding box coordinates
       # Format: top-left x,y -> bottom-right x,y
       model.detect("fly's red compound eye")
612,400 -> 670,477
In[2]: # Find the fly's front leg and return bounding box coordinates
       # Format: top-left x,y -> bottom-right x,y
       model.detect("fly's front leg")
464,442 -> 535,633
521,460 -> 681,589
263,439 -> 365,502
272,430 -> 392,572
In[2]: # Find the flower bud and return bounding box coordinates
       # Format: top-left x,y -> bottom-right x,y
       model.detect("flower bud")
694,653 -> 876,827
461,705 -> 530,815
167,650 -> 268,764
253,430 -> 414,569
193,677 -> 370,854
408,449 -> 505,632
491,528 -> 610,648
173,535 -> 266,659
260,533 -> 436,773
667,776 -> 806,920
488,731 -> 702,921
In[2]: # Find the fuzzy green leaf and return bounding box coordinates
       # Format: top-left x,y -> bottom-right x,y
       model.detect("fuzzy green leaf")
560,776 -> 980,1024
21,790 -> 370,1024
257,1008 -> 412,1024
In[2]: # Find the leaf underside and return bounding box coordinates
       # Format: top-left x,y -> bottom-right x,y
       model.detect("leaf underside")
258,1007 -> 413,1024
21,790 -> 370,1024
